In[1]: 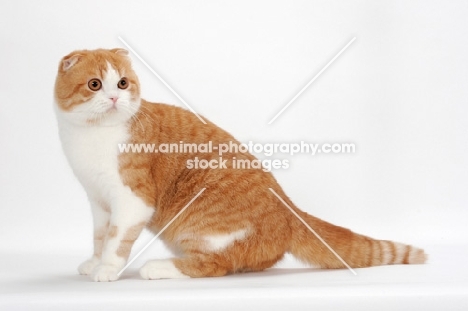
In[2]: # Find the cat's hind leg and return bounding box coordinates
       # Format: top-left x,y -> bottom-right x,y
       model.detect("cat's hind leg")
140,259 -> 190,279
140,254 -> 230,280
140,230 -> 239,279
140,248 -> 284,279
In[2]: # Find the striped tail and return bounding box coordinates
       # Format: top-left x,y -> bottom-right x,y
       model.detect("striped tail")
288,208 -> 427,268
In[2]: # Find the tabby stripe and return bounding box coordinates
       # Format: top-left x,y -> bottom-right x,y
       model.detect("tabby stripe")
403,245 -> 411,264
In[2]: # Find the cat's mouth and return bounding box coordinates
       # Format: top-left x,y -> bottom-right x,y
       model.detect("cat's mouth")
84,108 -> 120,125
106,106 -> 118,113
104,101 -> 124,114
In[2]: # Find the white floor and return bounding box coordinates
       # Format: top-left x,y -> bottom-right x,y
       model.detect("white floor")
1,244 -> 467,311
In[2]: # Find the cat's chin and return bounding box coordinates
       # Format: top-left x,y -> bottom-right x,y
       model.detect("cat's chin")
56,112 -> 134,127
86,113 -> 134,127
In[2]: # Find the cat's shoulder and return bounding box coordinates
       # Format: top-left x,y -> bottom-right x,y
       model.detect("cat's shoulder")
140,100 -> 190,114
138,99 -> 211,126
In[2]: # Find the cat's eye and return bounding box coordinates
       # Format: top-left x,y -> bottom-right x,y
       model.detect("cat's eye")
118,77 -> 129,90
88,79 -> 102,91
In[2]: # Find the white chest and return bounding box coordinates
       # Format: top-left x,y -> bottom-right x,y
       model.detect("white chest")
58,123 -> 130,199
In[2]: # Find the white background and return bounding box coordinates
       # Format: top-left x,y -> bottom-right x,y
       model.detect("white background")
1,1 -> 467,308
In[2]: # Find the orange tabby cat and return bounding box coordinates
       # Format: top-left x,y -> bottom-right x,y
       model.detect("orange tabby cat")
54,48 -> 426,282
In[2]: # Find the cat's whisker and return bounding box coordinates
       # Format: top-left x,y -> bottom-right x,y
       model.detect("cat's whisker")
137,110 -> 154,127
133,114 -> 145,133
124,102 -> 153,126
138,104 -> 158,125
121,105 -> 145,132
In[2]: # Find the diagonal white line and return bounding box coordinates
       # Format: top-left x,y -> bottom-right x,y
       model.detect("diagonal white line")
268,188 -> 357,275
117,187 -> 206,277
118,36 -> 207,124
268,37 -> 356,124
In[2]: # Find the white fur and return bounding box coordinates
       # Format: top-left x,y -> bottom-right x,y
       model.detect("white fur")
92,264 -> 120,282
140,259 -> 189,280
57,121 -> 128,196
408,246 -> 422,263
380,241 -> 391,264
204,229 -> 249,252
372,240 -> 381,266
78,256 -> 100,275
56,63 -> 152,282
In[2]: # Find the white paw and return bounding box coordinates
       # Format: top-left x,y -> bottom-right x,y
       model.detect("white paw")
140,259 -> 189,280
78,257 -> 100,275
91,264 -> 120,282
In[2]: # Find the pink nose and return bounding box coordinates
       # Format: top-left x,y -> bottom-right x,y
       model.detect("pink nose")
110,97 -> 118,104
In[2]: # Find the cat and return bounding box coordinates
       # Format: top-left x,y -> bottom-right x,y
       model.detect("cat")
54,48 -> 427,282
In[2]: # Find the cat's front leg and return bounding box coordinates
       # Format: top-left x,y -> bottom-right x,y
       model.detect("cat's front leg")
91,193 -> 153,282
78,200 -> 110,275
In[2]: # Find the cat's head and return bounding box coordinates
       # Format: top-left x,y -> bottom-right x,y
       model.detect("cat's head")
54,48 -> 140,126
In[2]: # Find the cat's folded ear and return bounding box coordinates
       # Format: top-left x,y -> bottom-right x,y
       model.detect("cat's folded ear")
61,53 -> 82,71
111,48 -> 129,56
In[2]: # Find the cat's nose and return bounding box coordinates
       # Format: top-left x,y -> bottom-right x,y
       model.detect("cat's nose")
110,97 -> 119,104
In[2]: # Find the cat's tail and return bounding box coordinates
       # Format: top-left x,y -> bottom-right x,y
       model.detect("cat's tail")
287,207 -> 427,268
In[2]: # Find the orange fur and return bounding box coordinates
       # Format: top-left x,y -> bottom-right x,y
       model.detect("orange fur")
55,49 -> 427,279
122,101 -> 426,276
